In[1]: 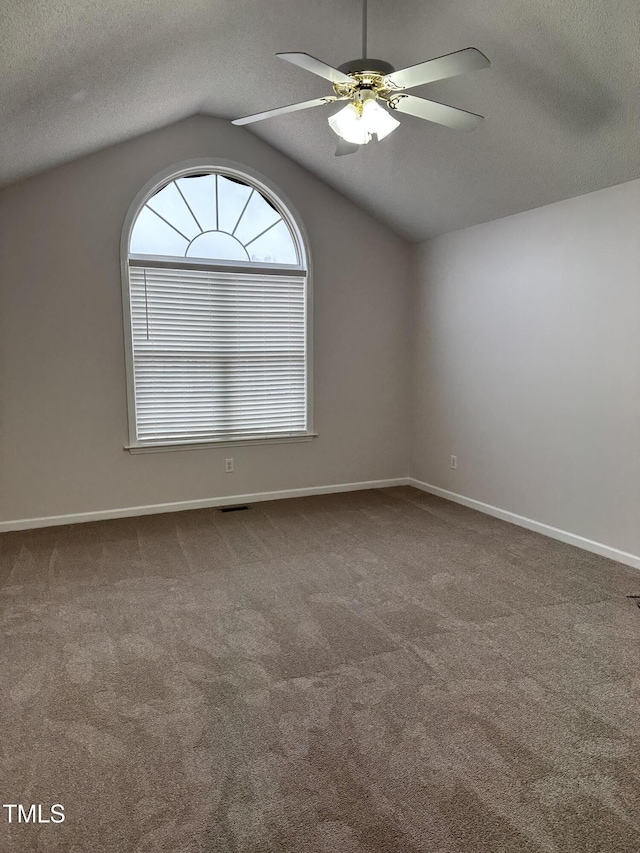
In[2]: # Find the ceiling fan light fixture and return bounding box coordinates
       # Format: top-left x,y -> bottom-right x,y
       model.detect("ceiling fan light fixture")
328,97 -> 400,146
361,99 -> 400,140
328,102 -> 371,145
232,0 -> 490,154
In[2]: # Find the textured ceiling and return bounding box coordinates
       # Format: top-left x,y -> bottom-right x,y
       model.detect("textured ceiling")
2,0 -> 640,241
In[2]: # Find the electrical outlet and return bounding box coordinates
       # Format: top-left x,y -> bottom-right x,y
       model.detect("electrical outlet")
450,455 -> 457,470
225,458 -> 234,473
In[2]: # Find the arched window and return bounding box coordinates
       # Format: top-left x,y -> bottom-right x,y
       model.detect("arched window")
121,160 -> 312,451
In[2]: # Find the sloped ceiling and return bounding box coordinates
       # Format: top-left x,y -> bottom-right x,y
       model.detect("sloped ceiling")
2,0 -> 639,241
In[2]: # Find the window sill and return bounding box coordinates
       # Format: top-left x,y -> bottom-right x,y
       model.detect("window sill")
125,433 -> 318,454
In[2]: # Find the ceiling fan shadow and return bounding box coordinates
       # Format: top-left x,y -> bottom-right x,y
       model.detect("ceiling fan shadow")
496,23 -> 617,132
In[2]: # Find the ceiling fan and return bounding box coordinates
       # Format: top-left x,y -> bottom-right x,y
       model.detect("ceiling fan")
232,0 -> 491,156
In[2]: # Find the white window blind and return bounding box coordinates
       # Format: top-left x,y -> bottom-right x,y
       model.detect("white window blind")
129,265 -> 307,444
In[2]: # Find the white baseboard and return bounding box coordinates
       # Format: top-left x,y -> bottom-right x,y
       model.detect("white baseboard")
5,477 -> 638,572
0,478 -> 409,533
408,478 -> 640,570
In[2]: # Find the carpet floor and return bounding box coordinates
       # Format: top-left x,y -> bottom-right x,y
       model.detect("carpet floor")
1,486 -> 639,852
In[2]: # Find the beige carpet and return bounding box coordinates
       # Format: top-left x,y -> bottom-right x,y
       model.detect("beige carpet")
1,486 -> 639,852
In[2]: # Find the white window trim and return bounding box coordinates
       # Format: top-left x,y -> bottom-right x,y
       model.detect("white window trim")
120,158 -> 315,452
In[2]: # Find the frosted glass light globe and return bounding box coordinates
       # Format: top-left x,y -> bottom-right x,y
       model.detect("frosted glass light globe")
328,103 -> 371,145
328,98 -> 400,145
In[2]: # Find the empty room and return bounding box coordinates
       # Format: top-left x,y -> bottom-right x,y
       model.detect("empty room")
1,0 -> 639,850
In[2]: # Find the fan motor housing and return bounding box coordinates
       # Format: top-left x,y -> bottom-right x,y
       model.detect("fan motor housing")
338,58 -> 395,76
333,58 -> 397,100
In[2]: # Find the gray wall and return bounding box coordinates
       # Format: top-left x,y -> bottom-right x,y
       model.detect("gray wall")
411,179 -> 640,556
0,115 -> 411,521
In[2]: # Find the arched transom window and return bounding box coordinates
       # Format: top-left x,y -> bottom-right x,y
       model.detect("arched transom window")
123,163 -> 311,451
130,173 -> 299,265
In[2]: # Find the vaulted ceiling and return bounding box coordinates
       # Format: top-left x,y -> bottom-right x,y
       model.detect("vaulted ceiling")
2,0 -> 639,241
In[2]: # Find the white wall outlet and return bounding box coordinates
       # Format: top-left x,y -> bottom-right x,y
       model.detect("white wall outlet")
450,455 -> 457,470
225,458 -> 234,473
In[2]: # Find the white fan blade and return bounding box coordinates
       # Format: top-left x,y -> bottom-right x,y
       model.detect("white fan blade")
277,52 -> 353,84
388,94 -> 484,131
335,138 -> 360,157
232,97 -> 336,126
384,47 -> 490,91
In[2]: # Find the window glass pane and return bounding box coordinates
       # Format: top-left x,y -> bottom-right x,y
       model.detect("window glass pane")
147,181 -> 200,240
176,175 -> 217,231
233,190 -> 281,246
130,172 -> 303,266
130,206 -> 189,256
217,176 -> 253,235
248,219 -> 298,264
186,231 -> 248,261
